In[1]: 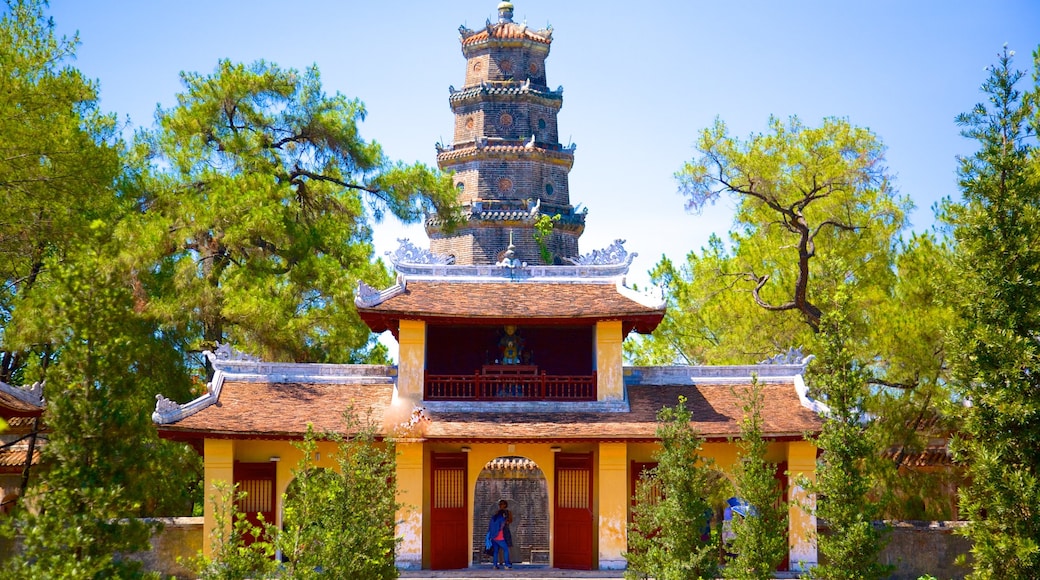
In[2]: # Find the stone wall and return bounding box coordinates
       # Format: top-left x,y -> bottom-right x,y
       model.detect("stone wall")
126,517 -> 203,579
471,456 -> 550,565
879,521 -> 972,580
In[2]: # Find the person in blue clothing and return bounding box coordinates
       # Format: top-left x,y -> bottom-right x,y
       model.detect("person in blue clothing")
486,499 -> 513,569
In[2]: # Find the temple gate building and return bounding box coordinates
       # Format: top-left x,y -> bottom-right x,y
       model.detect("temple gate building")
153,2 -> 823,572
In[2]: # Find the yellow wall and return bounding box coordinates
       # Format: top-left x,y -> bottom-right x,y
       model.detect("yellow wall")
399,319 -> 426,400
787,440 -> 818,571
595,321 -> 623,401
397,440 -> 425,570
202,439 -> 234,557
598,442 -> 627,569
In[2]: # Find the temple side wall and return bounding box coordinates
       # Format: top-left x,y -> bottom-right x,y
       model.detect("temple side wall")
399,319 -> 427,400
202,438 -> 234,558
595,320 -> 623,402
788,440 -> 818,571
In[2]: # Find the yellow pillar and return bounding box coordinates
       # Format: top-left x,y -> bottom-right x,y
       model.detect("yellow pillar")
202,438 -> 234,557
595,320 -> 623,402
398,319 -> 426,400
787,440 -> 818,572
396,440 -> 424,570
598,442 -> 628,569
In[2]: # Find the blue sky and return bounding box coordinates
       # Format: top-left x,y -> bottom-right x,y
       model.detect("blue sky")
45,0 -> 1039,287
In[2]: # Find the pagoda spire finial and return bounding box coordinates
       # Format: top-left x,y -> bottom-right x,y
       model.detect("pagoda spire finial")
497,1 -> 514,23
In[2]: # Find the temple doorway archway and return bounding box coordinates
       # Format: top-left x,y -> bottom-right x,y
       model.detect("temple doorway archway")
472,456 -> 550,566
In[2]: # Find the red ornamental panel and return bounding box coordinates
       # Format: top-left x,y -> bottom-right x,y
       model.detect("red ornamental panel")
554,453 -> 593,570
431,453 -> 469,569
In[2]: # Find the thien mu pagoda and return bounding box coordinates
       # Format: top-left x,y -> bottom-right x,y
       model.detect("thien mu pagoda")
153,2 -> 823,572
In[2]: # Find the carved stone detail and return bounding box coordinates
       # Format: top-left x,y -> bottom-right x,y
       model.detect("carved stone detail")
155,394 -> 180,415
387,238 -> 454,266
568,239 -> 630,266
211,343 -> 260,362
760,347 -> 807,365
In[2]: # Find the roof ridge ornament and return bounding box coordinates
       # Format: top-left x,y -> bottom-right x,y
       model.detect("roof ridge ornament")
567,239 -> 633,267
759,347 -> 809,366
387,238 -> 454,266
207,343 -> 260,363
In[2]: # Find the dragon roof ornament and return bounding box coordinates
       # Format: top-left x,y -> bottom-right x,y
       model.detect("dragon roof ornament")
566,239 -> 634,267
387,238 -> 455,267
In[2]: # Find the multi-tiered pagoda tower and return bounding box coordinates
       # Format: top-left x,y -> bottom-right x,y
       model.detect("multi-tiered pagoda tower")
428,1 -> 585,265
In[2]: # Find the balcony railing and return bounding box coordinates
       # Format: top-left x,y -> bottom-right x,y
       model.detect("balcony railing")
424,366 -> 596,401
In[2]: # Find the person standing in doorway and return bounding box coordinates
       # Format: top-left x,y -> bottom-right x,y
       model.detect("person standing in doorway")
487,499 -> 513,569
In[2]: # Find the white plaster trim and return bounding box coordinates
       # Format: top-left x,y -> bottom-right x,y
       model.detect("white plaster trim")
794,373 -> 830,415
615,279 -> 666,309
624,364 -> 808,386
355,280 -> 406,308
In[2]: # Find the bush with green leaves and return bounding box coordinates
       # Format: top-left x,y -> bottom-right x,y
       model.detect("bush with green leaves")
626,395 -> 724,580
723,377 -> 788,580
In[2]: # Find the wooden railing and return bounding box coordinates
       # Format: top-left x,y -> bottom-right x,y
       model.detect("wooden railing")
424,366 -> 596,401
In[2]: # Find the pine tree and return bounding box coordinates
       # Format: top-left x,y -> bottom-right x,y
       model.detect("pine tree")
808,287 -> 890,580
945,45 -> 1040,578
724,377 -> 788,579
626,396 -> 723,580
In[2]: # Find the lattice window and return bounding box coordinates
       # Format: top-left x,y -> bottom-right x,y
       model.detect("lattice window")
557,468 -> 589,509
434,468 -> 465,509
237,479 -> 272,513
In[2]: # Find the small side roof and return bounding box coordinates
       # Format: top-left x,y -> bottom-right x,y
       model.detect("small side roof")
153,346 -> 823,442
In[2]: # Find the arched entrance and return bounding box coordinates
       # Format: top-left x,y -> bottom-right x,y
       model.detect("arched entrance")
472,456 -> 550,567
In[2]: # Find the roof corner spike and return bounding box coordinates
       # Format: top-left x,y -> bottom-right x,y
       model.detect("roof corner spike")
498,1 -> 514,23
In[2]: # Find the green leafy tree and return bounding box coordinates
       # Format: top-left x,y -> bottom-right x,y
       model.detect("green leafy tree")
626,396 -> 723,580
627,115 -> 957,522
944,45 -> 1040,578
276,413 -> 398,579
724,377 -> 788,579
533,212 -> 561,265
1,236 -> 201,579
189,480 -> 278,580
807,287 -> 890,580
132,59 -> 458,365
674,116 -> 907,333
0,0 -> 126,385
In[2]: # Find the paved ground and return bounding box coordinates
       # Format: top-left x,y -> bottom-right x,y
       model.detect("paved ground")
399,564 -> 625,578
399,564 -> 802,579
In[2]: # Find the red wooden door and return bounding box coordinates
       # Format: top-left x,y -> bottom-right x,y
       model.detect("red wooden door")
431,452 -> 469,569
554,452 -> 593,570
233,461 -> 276,546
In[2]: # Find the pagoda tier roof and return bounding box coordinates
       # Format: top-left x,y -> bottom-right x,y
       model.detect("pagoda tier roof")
448,80 -> 563,106
153,355 -> 823,441
437,142 -> 575,167
459,21 -> 552,49
425,202 -> 585,234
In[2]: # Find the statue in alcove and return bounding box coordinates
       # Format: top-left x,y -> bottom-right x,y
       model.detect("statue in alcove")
498,325 -> 525,365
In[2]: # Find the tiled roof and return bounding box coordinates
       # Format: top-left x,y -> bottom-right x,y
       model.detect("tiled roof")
357,281 -> 664,322
0,388 -> 43,417
436,144 -> 574,164
460,23 -> 552,47
423,383 -> 822,441
157,380 -> 399,438
448,83 -> 562,104
157,379 -> 821,441
0,448 -> 38,471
